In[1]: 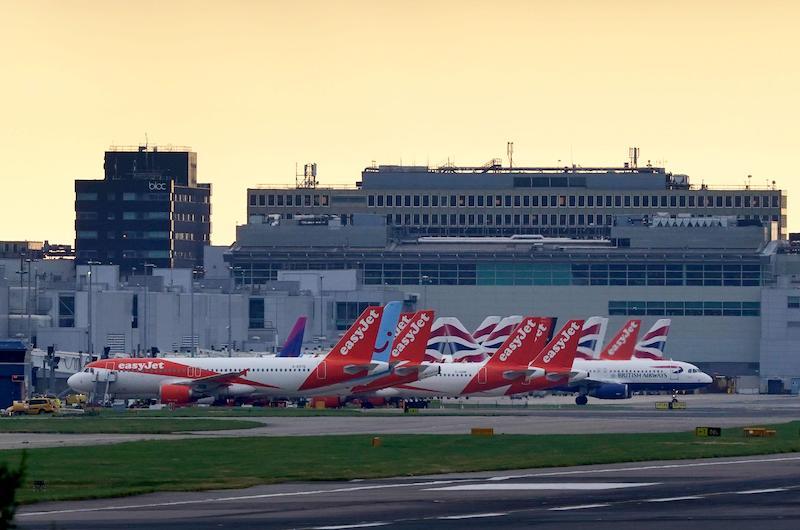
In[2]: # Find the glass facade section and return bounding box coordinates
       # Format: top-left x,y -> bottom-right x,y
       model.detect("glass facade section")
609,300 -> 760,317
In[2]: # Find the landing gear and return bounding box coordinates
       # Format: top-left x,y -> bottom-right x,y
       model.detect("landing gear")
575,394 -> 588,406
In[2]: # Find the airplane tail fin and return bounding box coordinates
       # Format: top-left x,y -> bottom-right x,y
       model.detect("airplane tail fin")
633,318 -> 671,359
276,316 -> 307,357
473,316 -> 502,345
390,310 -> 435,364
487,317 -> 554,366
425,317 -> 487,363
599,319 -> 641,360
576,316 -> 608,359
531,319 -> 584,375
481,315 -> 523,353
325,306 -> 384,364
371,301 -> 403,363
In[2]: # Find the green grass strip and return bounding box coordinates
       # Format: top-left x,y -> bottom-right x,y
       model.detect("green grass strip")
2,421 -> 800,504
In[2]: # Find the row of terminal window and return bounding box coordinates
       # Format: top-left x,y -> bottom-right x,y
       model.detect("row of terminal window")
609,300 -> 761,317
76,212 -> 208,222
77,192 -> 208,203
366,193 -> 780,209
384,212 -> 777,227
249,193 -> 329,207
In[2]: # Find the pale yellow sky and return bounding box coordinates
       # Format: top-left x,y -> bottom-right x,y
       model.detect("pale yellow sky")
1,0 -> 798,245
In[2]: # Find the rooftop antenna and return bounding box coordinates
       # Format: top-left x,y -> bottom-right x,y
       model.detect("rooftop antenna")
628,146 -> 640,168
747,174 -> 752,190
296,162 -> 318,189
507,141 -> 514,170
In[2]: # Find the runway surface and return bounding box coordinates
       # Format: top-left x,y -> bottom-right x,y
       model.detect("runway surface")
1,394 -> 799,450
17,452 -> 800,529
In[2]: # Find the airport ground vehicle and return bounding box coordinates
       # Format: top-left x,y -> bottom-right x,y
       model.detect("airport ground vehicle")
4,397 -> 59,416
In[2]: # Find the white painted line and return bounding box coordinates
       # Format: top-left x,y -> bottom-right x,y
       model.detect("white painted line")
549,503 -> 610,511
427,482 -> 659,491
488,455 -> 800,481
646,496 -> 703,503
313,522 -> 389,530
18,480 -> 461,518
437,513 -> 507,520
735,488 -> 788,495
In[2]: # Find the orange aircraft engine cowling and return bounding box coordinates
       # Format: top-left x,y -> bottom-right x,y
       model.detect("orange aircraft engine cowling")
159,383 -> 194,405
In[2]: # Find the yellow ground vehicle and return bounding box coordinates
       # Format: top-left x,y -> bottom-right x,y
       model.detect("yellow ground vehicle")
4,397 -> 59,416
65,393 -> 87,407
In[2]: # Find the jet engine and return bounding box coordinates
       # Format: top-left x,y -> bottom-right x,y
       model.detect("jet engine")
159,383 -> 194,405
588,383 -> 631,400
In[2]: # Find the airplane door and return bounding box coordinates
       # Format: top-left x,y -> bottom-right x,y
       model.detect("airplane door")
478,367 -> 487,385
187,366 -> 201,378
316,361 -> 327,380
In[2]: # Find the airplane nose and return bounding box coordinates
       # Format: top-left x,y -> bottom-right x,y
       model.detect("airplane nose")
67,373 -> 85,391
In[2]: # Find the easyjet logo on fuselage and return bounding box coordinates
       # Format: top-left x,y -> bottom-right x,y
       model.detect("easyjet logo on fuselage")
391,312 -> 431,358
542,321 -> 581,363
607,321 -> 639,357
339,309 -> 380,356
498,318 -> 545,362
116,361 -> 166,372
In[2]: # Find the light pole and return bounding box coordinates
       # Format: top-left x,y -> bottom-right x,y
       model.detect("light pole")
227,266 -> 242,357
15,263 -> 28,346
318,274 -> 324,340
25,259 -> 32,347
420,274 -> 430,310
86,260 -> 101,356
143,263 -> 156,355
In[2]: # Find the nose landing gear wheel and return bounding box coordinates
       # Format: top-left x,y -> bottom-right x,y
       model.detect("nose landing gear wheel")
575,394 -> 588,406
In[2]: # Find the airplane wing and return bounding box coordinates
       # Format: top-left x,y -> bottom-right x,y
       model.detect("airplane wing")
344,362 -> 384,375
502,367 -> 545,380
173,370 -> 249,388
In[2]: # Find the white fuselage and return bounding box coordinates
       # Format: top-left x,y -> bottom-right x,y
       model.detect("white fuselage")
67,357 -> 388,400
572,358 -> 712,389
377,360 -> 507,398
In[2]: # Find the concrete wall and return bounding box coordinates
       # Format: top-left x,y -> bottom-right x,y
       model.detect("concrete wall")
760,287 -> 800,390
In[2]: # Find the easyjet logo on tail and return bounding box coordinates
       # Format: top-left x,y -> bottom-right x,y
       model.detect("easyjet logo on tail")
607,321 -> 639,357
542,321 -> 581,364
498,318 -> 546,362
339,309 -> 380,356
391,312 -> 431,358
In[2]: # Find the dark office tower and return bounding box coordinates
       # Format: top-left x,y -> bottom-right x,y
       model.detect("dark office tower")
75,146 -> 211,271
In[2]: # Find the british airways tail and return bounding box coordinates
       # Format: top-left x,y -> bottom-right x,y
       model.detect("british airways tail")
633,318 -> 671,359
425,317 -> 487,363
481,315 -> 523,353
371,301 -> 403,363
599,319 -> 641,360
276,317 -> 307,357
473,316 -> 502,345
576,316 -> 608,359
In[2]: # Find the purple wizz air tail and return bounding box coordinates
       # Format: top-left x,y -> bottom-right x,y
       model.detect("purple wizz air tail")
424,317 -> 488,363
633,318 -> 671,359
576,316 -> 609,359
276,317 -> 307,357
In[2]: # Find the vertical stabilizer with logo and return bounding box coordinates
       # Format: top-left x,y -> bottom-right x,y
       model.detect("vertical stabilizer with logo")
425,317 -> 487,363
576,317 -> 609,359
371,301 -> 403,363
481,315 -> 524,353
633,319 -> 671,359
461,317 -> 555,395
531,319 -> 585,381
299,306 -> 384,391
598,319 -> 641,360
277,317 -> 307,357
350,310 -> 436,393
473,316 -> 502,345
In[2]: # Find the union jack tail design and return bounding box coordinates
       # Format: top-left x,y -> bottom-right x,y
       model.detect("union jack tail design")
481,315 -> 524,353
633,318 -> 671,359
425,317 -> 488,363
576,316 -> 608,359
472,316 -> 502,345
